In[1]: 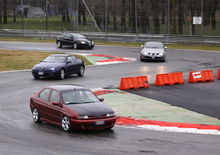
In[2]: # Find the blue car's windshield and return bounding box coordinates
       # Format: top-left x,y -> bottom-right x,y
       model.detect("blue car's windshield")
62,89 -> 100,105
43,56 -> 66,63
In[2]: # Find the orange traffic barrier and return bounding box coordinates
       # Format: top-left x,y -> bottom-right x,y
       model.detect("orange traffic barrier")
188,70 -> 214,83
218,69 -> 220,80
155,72 -> 184,86
136,76 -> 149,88
120,76 -> 149,90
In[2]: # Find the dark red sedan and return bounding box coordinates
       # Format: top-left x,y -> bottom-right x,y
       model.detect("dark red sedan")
30,85 -> 116,131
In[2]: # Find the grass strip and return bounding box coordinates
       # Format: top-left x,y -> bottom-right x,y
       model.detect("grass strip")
0,49 -> 92,71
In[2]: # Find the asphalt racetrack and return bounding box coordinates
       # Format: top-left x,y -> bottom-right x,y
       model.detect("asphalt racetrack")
0,41 -> 220,155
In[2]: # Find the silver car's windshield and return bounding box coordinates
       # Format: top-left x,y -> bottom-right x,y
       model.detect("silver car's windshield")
144,42 -> 164,49
62,89 -> 99,105
43,56 -> 66,63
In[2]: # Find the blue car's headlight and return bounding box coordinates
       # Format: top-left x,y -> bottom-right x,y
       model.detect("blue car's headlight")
50,67 -> 55,71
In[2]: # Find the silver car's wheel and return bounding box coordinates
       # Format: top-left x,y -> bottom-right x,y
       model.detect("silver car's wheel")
62,116 -> 70,131
32,108 -> 41,123
57,41 -> 62,48
73,42 -> 78,49
78,66 -> 85,77
59,69 -> 65,80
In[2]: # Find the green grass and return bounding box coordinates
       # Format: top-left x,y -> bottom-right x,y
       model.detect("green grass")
74,54 -> 93,66
0,49 -> 92,71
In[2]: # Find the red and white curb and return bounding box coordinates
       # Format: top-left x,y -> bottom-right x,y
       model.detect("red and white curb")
72,53 -> 136,65
117,117 -> 220,135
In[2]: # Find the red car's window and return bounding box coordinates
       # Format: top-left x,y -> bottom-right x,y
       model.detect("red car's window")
50,90 -> 60,103
62,89 -> 99,105
39,89 -> 51,101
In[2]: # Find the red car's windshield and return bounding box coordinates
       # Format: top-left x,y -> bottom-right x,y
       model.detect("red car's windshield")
61,89 -> 99,105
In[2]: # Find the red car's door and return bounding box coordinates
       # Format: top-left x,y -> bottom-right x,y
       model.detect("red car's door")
48,90 -> 63,124
37,88 -> 51,119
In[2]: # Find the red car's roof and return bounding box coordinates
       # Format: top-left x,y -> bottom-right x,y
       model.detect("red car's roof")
48,85 -> 87,91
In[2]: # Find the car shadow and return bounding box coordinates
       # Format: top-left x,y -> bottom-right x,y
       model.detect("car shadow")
32,121 -> 116,137
140,60 -> 166,63
32,74 -> 82,81
57,46 -> 94,50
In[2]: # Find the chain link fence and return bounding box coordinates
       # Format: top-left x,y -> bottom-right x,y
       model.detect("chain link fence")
0,0 -> 220,36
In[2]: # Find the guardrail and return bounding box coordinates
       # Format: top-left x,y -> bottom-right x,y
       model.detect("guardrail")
0,29 -> 220,45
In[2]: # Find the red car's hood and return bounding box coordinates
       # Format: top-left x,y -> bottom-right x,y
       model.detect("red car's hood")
67,102 -> 114,118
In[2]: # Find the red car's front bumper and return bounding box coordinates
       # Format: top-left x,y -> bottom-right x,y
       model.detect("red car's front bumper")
70,116 -> 117,130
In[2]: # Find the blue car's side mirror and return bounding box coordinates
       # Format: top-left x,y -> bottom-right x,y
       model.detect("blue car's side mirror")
66,61 -> 71,64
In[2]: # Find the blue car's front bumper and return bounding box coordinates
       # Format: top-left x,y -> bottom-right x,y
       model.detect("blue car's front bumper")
32,69 -> 59,78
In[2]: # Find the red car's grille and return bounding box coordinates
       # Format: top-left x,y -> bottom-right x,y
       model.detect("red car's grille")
88,115 -> 108,119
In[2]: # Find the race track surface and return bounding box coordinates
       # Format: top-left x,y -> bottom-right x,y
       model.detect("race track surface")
0,41 -> 220,154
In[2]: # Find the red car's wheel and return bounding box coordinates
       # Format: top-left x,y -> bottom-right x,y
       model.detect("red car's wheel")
61,116 -> 70,131
32,108 -> 41,123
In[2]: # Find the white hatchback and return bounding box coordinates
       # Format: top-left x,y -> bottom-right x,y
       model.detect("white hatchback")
140,41 -> 166,62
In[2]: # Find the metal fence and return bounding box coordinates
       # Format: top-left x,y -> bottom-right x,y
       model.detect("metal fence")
0,0 -> 220,36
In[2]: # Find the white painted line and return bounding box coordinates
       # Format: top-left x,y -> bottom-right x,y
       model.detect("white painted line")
137,125 -> 220,135
0,69 -> 31,74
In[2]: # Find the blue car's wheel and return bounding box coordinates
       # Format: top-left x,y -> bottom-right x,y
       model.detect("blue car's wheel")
57,41 -> 62,48
78,66 -> 85,77
59,69 -> 65,80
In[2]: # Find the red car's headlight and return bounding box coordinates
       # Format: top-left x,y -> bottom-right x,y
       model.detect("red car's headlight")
106,113 -> 116,117
77,115 -> 89,120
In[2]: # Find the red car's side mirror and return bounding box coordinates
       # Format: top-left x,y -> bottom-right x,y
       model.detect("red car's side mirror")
99,98 -> 104,102
52,102 -> 61,106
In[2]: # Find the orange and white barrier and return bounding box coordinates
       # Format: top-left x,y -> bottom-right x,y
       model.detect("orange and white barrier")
120,76 -> 149,90
188,70 -> 214,83
155,72 -> 184,86
217,69 -> 220,80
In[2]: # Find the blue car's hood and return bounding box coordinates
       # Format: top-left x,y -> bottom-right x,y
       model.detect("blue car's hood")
34,62 -> 64,68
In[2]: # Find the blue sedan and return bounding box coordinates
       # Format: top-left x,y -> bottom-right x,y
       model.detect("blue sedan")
32,54 -> 85,80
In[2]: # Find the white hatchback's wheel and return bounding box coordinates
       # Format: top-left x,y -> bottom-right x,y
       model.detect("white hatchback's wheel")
73,42 -> 78,49
78,66 -> 85,77
59,69 -> 65,80
57,41 -> 62,48
61,116 -> 70,131
32,108 -> 41,123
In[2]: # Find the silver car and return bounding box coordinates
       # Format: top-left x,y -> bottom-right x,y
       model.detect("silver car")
140,41 -> 166,62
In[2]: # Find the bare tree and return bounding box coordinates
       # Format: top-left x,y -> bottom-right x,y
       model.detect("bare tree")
150,0 -> 160,34
3,0 -> 7,24
178,0 -> 184,34
120,0 -> 126,32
